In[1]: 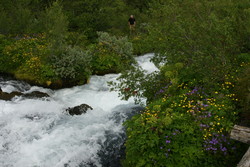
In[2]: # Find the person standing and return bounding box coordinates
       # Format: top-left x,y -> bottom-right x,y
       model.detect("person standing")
128,15 -> 136,33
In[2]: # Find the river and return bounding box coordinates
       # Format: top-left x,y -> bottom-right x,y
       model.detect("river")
0,53 -> 158,167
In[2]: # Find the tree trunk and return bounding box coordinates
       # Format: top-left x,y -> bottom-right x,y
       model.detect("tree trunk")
230,125 -> 250,144
237,147 -> 250,167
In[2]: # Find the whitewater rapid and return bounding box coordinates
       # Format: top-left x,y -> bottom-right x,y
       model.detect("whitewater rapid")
0,53 -> 158,167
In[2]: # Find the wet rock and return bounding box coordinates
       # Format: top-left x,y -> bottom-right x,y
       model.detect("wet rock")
22,91 -> 49,99
0,87 -> 22,100
0,87 -> 49,100
66,104 -> 93,116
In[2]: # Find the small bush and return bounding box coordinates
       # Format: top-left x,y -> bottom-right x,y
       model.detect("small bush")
130,34 -> 154,56
91,32 -> 134,74
1,34 -> 53,84
50,46 -> 92,83
66,32 -> 89,48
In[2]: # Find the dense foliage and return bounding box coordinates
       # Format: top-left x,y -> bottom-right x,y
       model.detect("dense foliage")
91,32 -> 134,75
0,0 -> 249,166
109,0 -> 250,166
0,1 -> 136,87
0,34 -> 53,85
122,72 -> 248,166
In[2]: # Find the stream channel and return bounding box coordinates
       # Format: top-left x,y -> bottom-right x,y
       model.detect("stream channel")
0,53 -> 158,167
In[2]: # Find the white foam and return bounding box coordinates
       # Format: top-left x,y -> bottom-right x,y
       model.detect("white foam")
135,53 -> 159,74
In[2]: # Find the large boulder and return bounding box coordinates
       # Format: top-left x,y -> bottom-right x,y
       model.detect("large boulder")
66,104 -> 93,116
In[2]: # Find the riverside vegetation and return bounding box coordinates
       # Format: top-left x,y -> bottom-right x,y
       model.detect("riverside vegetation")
0,0 -> 250,166
0,1 -> 134,87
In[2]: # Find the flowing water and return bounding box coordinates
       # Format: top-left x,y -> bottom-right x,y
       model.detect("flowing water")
0,53 -> 158,167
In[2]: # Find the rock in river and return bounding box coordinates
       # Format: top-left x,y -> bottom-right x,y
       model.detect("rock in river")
0,87 -> 22,100
66,104 -> 93,116
0,87 -> 49,100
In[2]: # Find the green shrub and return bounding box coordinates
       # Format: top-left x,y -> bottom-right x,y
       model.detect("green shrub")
130,34 -> 154,55
91,48 -> 123,75
66,32 -> 89,48
50,46 -> 92,83
91,32 -> 134,74
97,32 -> 133,61
109,62 -> 186,104
109,65 -> 161,104
0,34 -> 57,84
1,34 -> 48,70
